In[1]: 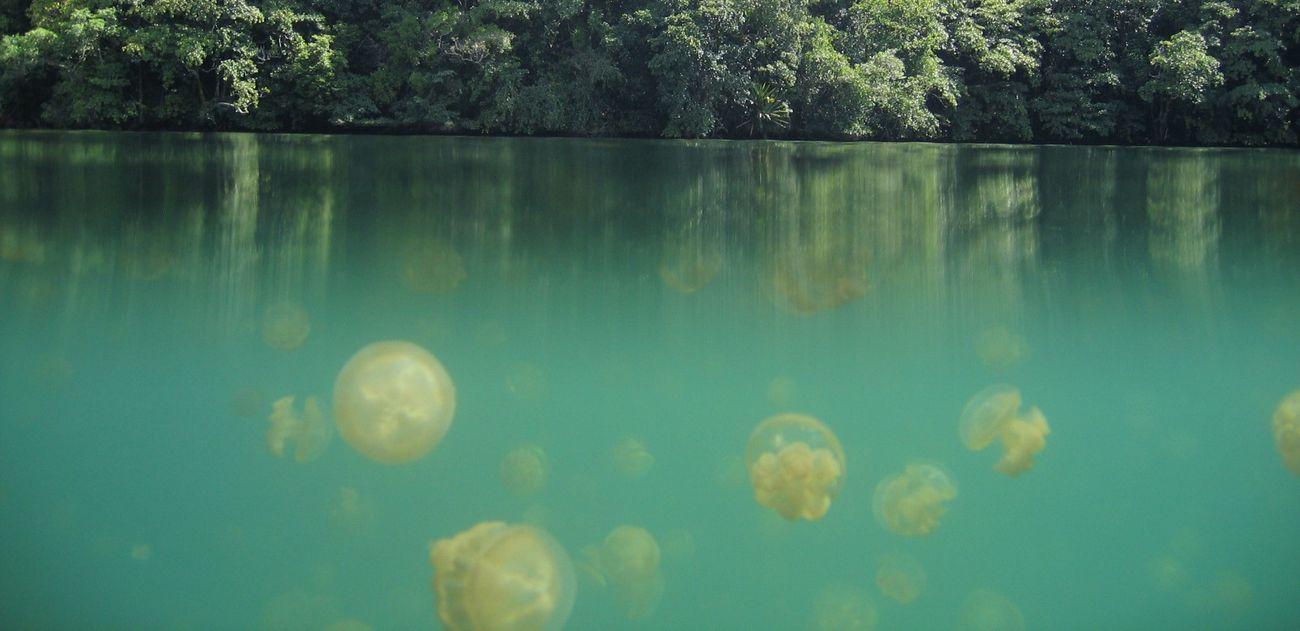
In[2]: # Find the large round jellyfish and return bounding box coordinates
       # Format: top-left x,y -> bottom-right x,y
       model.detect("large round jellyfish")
610,437 -> 654,479
959,385 -> 1050,476
500,444 -> 549,498
1272,390 -> 1300,475
429,522 -> 576,631
267,395 -> 332,463
333,341 -> 456,464
811,583 -> 878,631
872,462 -> 957,537
875,551 -> 926,604
745,413 -> 846,521
261,302 -> 311,351
957,589 -> 1024,631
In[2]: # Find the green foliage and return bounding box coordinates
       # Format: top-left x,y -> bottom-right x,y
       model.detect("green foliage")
0,0 -> 1296,145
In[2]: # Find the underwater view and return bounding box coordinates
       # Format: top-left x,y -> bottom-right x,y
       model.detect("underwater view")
1,130 -> 1299,630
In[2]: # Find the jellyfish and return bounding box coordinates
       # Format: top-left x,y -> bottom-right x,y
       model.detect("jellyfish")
875,551 -> 925,604
333,341 -> 456,464
957,589 -> 1024,631
660,528 -> 696,566
500,444 -> 548,498
131,543 -> 153,562
610,437 -> 654,480
1272,390 -> 1300,475
261,302 -> 311,351
403,240 -> 466,293
583,526 -> 665,621
429,521 -> 576,631
811,583 -> 878,631
958,385 -> 1050,476
974,326 -> 1030,369
769,245 -> 870,315
872,462 -> 957,537
267,396 -> 332,463
329,486 -> 375,536
658,243 -> 722,294
745,413 -> 846,521
767,376 -> 798,408
505,363 -> 548,401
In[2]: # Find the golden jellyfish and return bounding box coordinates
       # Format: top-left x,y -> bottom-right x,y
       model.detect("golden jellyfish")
958,385 -> 1050,477
610,436 -> 654,479
261,302 -> 311,351
811,583 -> 878,631
974,326 -> 1030,369
333,341 -> 456,464
769,248 -> 870,315
500,444 -> 549,498
429,521 -> 576,631
875,551 -> 925,604
1272,390 -> 1300,475
658,244 -> 722,294
267,396 -> 332,463
745,413 -> 846,521
585,525 -> 665,621
403,240 -> 466,293
872,462 -> 957,537
957,589 -> 1024,631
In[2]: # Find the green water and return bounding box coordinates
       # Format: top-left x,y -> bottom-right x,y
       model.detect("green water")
1,131 -> 1298,630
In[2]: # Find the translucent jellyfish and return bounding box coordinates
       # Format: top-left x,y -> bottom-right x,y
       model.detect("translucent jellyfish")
767,376 -> 797,407
505,362 -> 548,401
658,244 -> 722,294
745,413 -> 846,521
957,589 -> 1025,631
610,436 -> 654,479
429,521 -> 576,631
811,583 -> 878,631
875,551 -> 925,604
267,396 -> 332,463
130,543 -> 152,562
958,385 -> 1050,476
974,326 -> 1030,369
769,246 -> 870,315
584,526 -> 665,620
1148,555 -> 1189,591
261,302 -> 311,351
329,486 -> 375,536
1272,390 -> 1300,475
403,240 -> 466,293
872,462 -> 957,537
660,528 -> 696,566
333,341 -> 456,464
500,444 -> 548,498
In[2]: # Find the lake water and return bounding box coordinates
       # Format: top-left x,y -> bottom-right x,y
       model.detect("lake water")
1,131 -> 1298,630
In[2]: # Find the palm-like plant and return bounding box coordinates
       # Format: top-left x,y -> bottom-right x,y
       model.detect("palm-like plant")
741,83 -> 791,138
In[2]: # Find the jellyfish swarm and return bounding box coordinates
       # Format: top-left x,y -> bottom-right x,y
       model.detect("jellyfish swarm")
812,583 -> 878,631
745,413 -> 846,521
261,302 -> 311,351
875,551 -> 925,604
429,522 -> 576,631
1272,390 -> 1300,475
957,589 -> 1025,631
959,385 -> 1050,477
333,341 -> 456,464
500,444 -> 549,497
610,437 -> 654,479
872,462 -> 957,537
582,526 -> 665,620
267,396 -> 332,463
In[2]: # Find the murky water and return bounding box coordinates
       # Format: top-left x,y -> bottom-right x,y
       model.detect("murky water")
1,131 -> 1299,630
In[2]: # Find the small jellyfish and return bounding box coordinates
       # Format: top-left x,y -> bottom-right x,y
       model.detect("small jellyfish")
584,526 -> 665,621
505,363 -> 548,401
872,462 -> 957,537
811,583 -> 878,631
130,543 -> 153,562
660,528 -> 696,566
875,551 -> 925,604
403,240 -> 466,293
958,385 -> 1050,476
429,521 -> 576,631
769,248 -> 870,315
658,244 -> 722,294
261,302 -> 311,351
767,376 -> 798,408
1148,555 -> 1189,591
267,396 -> 332,463
329,486 -> 375,536
610,437 -> 654,480
1272,390 -> 1300,475
500,444 -> 548,498
974,326 -> 1030,369
333,341 -> 456,464
957,589 -> 1025,631
745,413 -> 846,521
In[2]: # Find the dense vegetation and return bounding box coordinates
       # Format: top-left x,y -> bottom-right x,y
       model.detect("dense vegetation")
1,0 -> 1297,145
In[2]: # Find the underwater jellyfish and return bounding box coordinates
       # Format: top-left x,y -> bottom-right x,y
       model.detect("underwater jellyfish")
745,413 -> 846,521
974,326 -> 1030,369
658,244 -> 722,294
500,444 -> 548,497
811,583 -> 878,631
261,302 -> 311,351
1272,390 -> 1300,475
872,462 -> 957,537
958,385 -> 1050,476
610,436 -> 655,479
582,526 -> 665,621
267,395 -> 332,463
403,240 -> 466,293
767,376 -> 798,408
329,486 -> 375,536
957,589 -> 1025,631
769,247 -> 870,315
505,362 -> 548,401
660,528 -> 696,566
875,551 -> 925,604
130,543 -> 152,562
333,341 -> 456,464
429,521 -> 576,631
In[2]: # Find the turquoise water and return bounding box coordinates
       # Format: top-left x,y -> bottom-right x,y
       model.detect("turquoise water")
1,131 -> 1299,630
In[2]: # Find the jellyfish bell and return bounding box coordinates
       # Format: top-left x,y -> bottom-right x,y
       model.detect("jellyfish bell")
610,437 -> 654,479
590,525 -> 664,621
872,462 -> 957,537
261,302 -> 311,351
429,522 -> 576,631
500,444 -> 549,498
974,327 -> 1030,369
958,385 -> 1050,476
333,341 -> 456,464
957,589 -> 1025,631
875,551 -> 925,604
1272,390 -> 1300,475
267,395 -> 332,463
402,240 -> 466,293
745,413 -> 846,521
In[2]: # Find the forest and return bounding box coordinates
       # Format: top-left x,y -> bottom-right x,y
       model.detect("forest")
1,0 -> 1297,145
